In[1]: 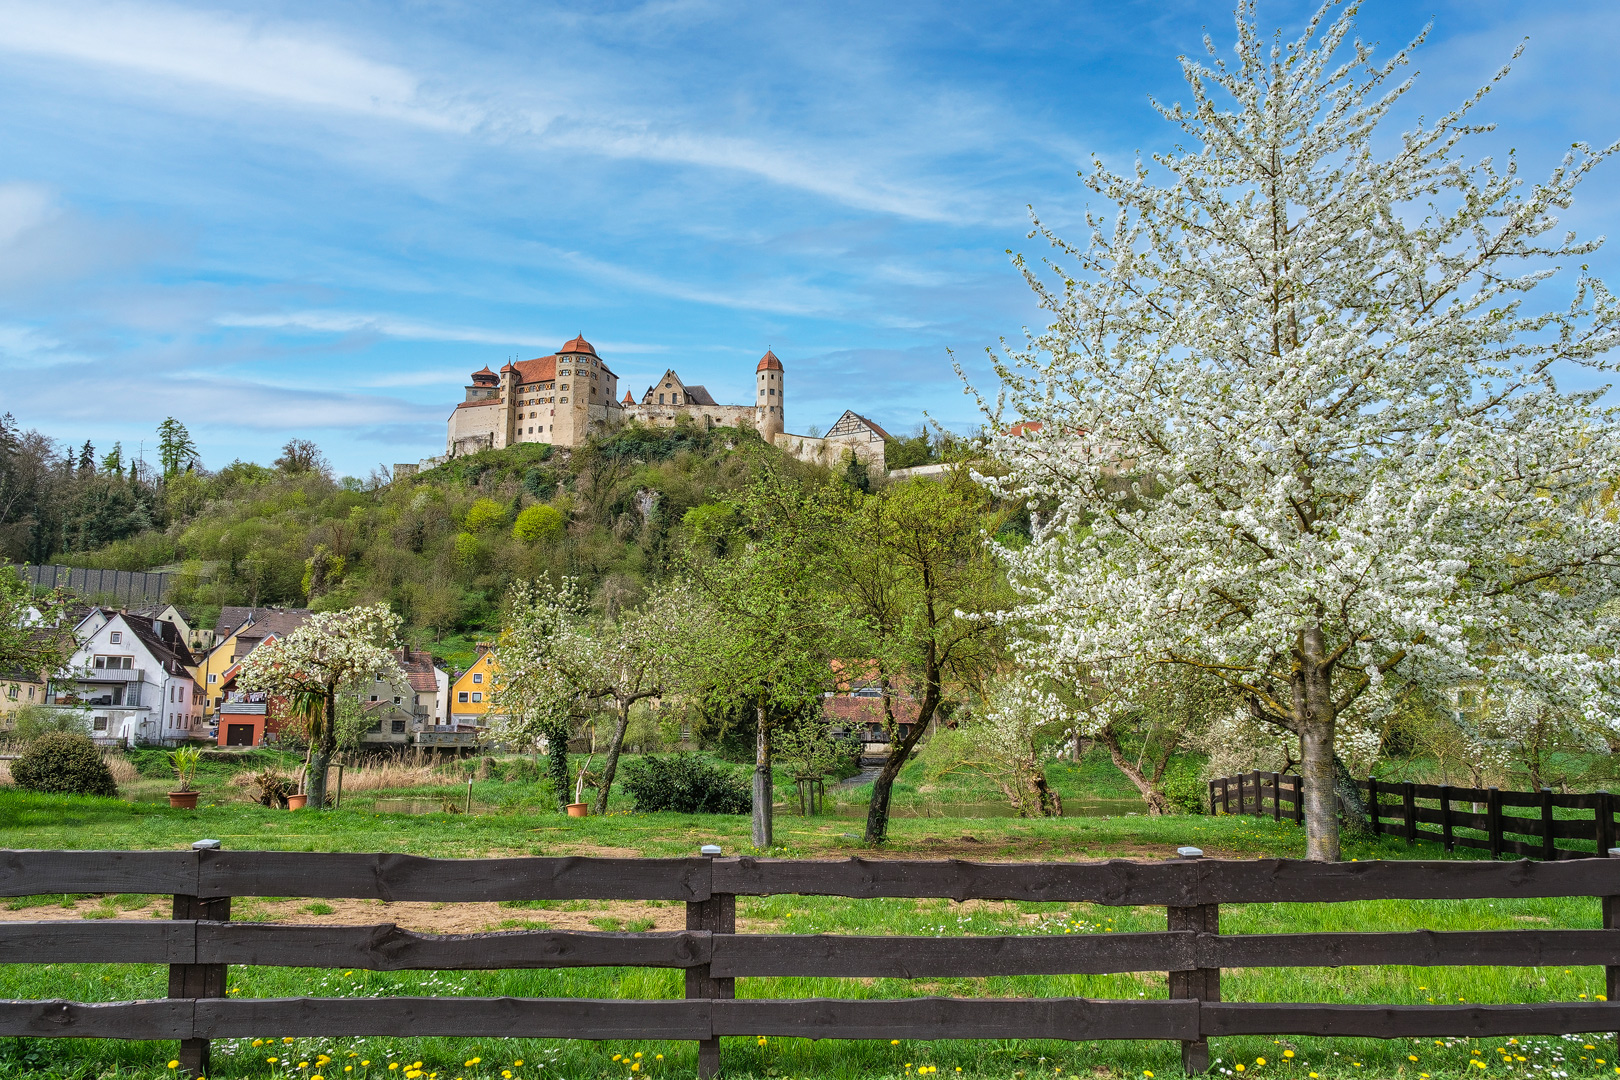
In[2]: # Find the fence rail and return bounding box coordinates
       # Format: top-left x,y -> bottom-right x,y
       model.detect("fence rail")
5,563 -> 173,605
5,847 -> 1620,1077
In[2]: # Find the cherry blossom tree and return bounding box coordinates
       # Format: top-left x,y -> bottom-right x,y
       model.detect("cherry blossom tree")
236,603 -> 405,809
973,3 -> 1620,858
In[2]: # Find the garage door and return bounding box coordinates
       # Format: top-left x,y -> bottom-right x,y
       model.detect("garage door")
225,724 -> 255,746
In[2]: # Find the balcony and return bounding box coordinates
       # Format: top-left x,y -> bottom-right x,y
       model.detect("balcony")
81,668 -> 145,683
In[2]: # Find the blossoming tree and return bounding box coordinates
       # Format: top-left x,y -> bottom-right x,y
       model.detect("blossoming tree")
974,4 -> 1620,858
236,602 -> 405,809
493,578 -> 698,815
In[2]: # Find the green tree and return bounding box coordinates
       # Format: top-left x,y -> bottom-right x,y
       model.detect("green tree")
99,442 -> 123,478
0,568 -> 76,685
684,465 -> 855,848
823,467 -> 1008,844
156,418 -> 199,479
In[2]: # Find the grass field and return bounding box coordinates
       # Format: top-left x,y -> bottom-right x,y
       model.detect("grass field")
1,757 -> 1617,1080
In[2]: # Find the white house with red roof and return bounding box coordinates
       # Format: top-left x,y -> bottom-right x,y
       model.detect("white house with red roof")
55,610 -> 203,746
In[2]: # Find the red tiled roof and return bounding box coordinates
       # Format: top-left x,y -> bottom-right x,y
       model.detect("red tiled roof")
455,399 -> 502,409
756,350 -> 783,372
622,391 -> 634,404
397,647 -> 440,694
512,355 -> 557,383
559,334 -> 596,356
1006,421 -> 1044,436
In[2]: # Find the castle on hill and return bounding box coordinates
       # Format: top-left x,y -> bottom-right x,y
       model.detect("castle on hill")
430,333 -> 892,474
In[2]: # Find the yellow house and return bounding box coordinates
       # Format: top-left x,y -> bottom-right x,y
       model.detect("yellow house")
197,609 -> 314,724
0,671 -> 45,731
450,645 -> 500,727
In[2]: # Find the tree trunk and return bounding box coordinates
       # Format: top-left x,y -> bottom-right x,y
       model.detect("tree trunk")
752,694 -> 772,849
593,701 -> 633,816
1298,625 -> 1340,860
865,674 -> 942,845
1094,725 -> 1173,815
1332,750 -> 1369,836
304,691 -> 337,810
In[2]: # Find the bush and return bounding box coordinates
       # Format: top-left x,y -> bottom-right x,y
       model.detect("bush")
6,703 -> 90,745
513,504 -> 565,544
1162,757 -> 1208,815
11,733 -> 117,797
620,753 -> 751,814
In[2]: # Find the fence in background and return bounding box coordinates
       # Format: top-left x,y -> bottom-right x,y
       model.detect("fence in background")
4,847 -> 1620,1077
6,563 -> 173,605
1208,773 -> 1620,862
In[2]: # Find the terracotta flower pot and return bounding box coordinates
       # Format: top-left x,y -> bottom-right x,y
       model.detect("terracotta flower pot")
286,794 -> 309,810
566,802 -> 589,818
167,791 -> 199,810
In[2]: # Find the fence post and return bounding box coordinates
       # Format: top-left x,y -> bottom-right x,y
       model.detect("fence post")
1221,777 -> 1231,816
1368,778 -> 1381,836
1599,793 -> 1615,859
688,844 -> 734,1080
1251,770 -> 1263,818
1166,846 -> 1216,1075
1605,846 -> 1620,1064
1488,788 -> 1504,860
171,839 -> 229,1078
1403,782 -> 1417,845
1208,779 -> 1216,816
1270,772 -> 1281,822
1439,785 -> 1454,852
1540,788 -> 1556,861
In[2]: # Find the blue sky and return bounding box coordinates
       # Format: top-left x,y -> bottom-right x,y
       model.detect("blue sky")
1,0 -> 1618,477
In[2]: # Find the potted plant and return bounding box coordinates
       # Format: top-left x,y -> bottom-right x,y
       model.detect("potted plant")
168,746 -> 203,809
566,754 -> 594,817
286,765 -> 309,809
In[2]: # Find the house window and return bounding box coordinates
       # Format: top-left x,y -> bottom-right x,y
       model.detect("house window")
659,394 -> 665,404
471,692 -> 483,703
94,717 -> 108,731
6,685 -> 15,700
393,696 -> 401,705
472,673 -> 483,684
391,719 -> 406,733
170,686 -> 175,702
369,695 -> 378,702
458,691 -> 469,703
109,632 -> 121,643
207,673 -> 217,684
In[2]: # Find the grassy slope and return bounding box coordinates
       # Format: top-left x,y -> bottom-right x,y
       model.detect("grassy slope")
0,786 -> 1616,1080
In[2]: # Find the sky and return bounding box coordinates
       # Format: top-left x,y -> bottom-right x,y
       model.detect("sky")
1,0 -> 1618,477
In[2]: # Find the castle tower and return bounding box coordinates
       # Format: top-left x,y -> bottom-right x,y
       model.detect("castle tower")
756,350 -> 784,440
552,333 -> 600,447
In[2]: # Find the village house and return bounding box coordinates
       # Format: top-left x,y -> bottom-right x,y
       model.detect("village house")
54,610 -> 203,746
0,668 -> 44,731
449,644 -> 499,731
198,607 -> 314,730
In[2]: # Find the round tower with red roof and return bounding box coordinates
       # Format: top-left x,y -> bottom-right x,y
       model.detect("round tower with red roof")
755,350 -> 785,439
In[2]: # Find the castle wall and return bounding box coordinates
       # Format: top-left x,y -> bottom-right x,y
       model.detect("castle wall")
774,431 -> 885,471
447,404 -> 503,456
621,403 -> 761,431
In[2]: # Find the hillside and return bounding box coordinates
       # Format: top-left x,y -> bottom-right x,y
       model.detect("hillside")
31,420 -> 829,665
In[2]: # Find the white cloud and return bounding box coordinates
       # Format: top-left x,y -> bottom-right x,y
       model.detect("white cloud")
214,310 -> 673,357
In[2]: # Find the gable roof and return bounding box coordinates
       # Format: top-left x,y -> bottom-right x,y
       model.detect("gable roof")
110,612 -> 196,676
397,647 -> 440,694
681,384 -> 719,406
826,410 -> 893,442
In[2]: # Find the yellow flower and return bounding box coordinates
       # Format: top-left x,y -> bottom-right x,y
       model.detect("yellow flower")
1235,1066 -> 1244,1073
314,1076 -> 325,1080
1602,995 -> 1611,1002
389,1065 -> 398,1072
1145,1073 -> 1154,1078
268,1058 -> 279,1065
1409,1055 -> 1419,1062
631,1065 -> 641,1073
362,1062 -> 370,1067
255,1040 -> 265,1047
1309,1073 -> 1319,1078
168,1061 -> 180,1069
1282,1051 -> 1293,1059
504,1073 -> 512,1079
655,1056 -> 663,1061
514,1062 -> 523,1067
287,1037 -> 296,1043
613,1055 -> 622,1062
892,1040 -> 901,1045
1255,1058 -> 1266,1066
301,1062 -> 310,1068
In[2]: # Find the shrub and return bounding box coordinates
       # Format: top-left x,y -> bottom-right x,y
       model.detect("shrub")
11,733 -> 117,797
1162,758 -> 1208,815
513,504 -> 565,544
464,497 -> 508,531
6,703 -> 90,745
620,753 -> 751,814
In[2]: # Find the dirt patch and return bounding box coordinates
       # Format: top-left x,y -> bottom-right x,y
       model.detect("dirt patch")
0,895 -> 687,934
550,842 -> 642,858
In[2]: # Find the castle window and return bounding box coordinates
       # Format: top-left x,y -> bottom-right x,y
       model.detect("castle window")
659,394 -> 664,404
528,427 -> 534,434
769,388 -> 775,396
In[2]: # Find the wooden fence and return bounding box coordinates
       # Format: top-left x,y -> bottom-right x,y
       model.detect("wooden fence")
1209,773 -> 1620,861
5,845 -> 1620,1078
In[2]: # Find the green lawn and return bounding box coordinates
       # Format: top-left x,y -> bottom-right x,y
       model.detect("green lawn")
1,787 -> 1617,1079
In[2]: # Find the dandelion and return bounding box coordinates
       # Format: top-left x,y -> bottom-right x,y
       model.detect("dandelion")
1409,1056 -> 1419,1062
1235,1066 -> 1244,1073
631,1065 -> 640,1073
1145,1073 -> 1154,1078
1256,1058 -> 1265,1066
892,1040 -> 901,1045
168,1062 -> 180,1069
1282,1051 -> 1293,1060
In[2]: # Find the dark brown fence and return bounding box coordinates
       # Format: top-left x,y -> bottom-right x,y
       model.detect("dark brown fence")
1208,771 -> 1303,823
1209,773 -> 1620,861
4,845 -> 1620,1078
